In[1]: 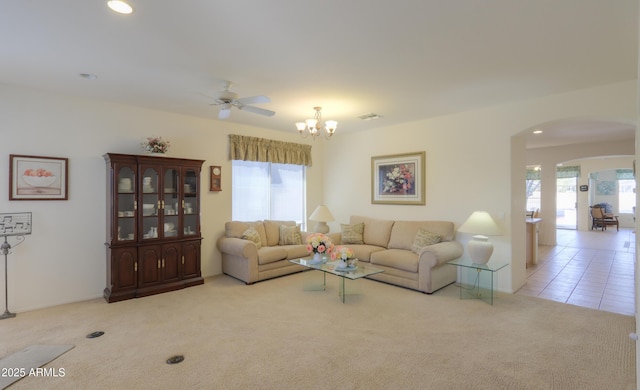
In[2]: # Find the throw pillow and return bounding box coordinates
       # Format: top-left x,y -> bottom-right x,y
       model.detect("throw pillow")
341,223 -> 364,244
278,225 -> 302,245
412,228 -> 441,254
241,227 -> 262,249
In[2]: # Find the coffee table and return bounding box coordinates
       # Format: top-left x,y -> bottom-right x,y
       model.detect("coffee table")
290,258 -> 384,303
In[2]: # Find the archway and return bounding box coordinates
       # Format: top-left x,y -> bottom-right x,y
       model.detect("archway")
510,117 -> 635,292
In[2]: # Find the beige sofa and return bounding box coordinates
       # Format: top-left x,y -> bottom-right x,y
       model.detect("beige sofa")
335,216 -> 463,293
217,216 -> 463,294
217,220 -> 323,284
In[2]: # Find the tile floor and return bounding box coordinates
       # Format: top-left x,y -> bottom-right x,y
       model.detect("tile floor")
516,227 -> 636,316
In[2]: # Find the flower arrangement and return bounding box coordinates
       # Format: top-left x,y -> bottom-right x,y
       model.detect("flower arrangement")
382,164 -> 414,194
306,233 -> 334,255
332,245 -> 354,261
141,137 -> 170,154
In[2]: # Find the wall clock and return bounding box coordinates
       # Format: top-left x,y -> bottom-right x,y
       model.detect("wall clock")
210,166 -> 222,191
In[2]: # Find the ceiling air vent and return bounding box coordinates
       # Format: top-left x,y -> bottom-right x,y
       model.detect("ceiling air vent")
357,113 -> 382,121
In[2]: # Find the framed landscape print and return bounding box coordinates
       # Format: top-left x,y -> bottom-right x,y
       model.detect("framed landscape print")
9,154 -> 69,200
371,151 -> 425,205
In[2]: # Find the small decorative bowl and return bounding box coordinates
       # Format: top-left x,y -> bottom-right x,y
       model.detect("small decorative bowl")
22,175 -> 56,187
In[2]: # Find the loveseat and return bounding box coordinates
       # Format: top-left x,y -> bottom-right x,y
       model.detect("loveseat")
217,219 -> 328,284
217,216 -> 464,294
335,216 -> 463,293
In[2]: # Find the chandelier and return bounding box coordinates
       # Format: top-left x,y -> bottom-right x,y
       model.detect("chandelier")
295,107 -> 337,140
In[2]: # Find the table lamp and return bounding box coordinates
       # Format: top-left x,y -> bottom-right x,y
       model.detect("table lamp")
309,205 -> 335,233
458,211 -> 502,264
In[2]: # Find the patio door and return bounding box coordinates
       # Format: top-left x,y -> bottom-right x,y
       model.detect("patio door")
556,176 -> 577,229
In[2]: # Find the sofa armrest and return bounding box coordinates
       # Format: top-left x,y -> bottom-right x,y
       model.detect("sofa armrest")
419,241 -> 464,268
217,237 -> 258,260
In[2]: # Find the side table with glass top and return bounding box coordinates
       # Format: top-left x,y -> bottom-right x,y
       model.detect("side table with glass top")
447,258 -> 509,305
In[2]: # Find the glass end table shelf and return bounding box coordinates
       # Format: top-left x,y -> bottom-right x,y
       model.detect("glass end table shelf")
447,258 -> 509,305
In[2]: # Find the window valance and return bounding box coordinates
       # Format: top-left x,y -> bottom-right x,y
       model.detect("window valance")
229,134 -> 312,167
556,165 -> 580,178
526,167 -> 541,180
616,169 -> 634,180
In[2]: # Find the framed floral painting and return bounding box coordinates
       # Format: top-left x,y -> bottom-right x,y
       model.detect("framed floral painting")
371,151 -> 425,205
9,155 -> 69,200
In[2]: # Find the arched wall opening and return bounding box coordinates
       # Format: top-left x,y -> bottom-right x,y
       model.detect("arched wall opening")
510,117 -> 635,291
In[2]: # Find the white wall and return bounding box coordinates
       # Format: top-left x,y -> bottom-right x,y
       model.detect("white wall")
0,84 -> 325,312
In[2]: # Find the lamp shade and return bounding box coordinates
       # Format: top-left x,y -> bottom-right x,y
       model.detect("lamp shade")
458,211 -> 502,265
309,205 -> 335,234
458,211 -> 502,236
309,205 -> 335,222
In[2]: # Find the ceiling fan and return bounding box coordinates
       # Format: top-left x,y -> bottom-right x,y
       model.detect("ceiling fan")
209,81 -> 275,120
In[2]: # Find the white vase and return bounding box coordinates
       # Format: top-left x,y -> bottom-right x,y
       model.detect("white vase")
337,259 -> 349,269
312,252 -> 323,263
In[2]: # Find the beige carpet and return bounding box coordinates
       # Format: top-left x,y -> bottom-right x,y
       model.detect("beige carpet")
0,272 -> 635,389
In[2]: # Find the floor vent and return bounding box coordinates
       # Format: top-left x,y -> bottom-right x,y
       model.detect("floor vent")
166,355 -> 184,365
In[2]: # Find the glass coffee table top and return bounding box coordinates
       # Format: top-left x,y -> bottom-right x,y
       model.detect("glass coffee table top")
290,258 -> 384,303
290,258 -> 384,279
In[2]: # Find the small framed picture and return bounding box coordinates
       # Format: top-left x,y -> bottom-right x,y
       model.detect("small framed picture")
9,155 -> 69,200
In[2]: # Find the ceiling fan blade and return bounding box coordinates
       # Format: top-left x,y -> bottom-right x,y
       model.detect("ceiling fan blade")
218,107 -> 231,120
236,95 -> 270,105
237,105 -> 275,117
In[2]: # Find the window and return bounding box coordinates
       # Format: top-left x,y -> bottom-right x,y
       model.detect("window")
618,179 -> 636,213
232,160 -> 306,228
526,166 -> 541,213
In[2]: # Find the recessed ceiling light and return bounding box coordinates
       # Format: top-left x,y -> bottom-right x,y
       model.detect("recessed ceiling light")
532,130 -> 543,134
107,0 -> 133,14
80,73 -> 98,80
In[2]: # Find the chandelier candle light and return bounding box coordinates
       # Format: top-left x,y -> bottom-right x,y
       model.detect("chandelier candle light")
309,205 -> 335,233
296,107 -> 337,140
457,211 -> 502,265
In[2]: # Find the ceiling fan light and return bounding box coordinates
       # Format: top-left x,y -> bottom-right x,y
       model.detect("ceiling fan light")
107,0 -> 133,14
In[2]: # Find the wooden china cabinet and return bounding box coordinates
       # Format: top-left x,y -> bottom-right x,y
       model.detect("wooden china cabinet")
103,153 -> 205,303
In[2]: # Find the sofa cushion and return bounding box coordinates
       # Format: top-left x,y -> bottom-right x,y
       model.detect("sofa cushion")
264,220 -> 297,247
241,226 -> 263,249
283,244 -> 310,260
226,221 -> 267,246
343,244 -> 386,262
341,223 -> 364,244
257,246 -> 288,265
370,249 -> 419,273
412,228 -> 441,254
350,216 -> 394,247
388,221 -> 454,250
279,225 -> 302,245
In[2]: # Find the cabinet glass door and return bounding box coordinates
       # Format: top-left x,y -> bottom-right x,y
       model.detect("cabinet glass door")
163,168 -> 179,238
183,169 -> 198,236
141,167 -> 160,240
117,166 -> 136,241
